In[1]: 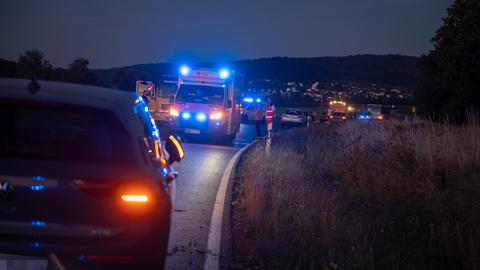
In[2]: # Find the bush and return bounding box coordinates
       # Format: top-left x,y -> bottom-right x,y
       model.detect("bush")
235,119 -> 480,269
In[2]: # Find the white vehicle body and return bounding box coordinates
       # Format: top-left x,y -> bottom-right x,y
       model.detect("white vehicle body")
367,104 -> 384,120
169,67 -> 243,142
281,110 -> 307,126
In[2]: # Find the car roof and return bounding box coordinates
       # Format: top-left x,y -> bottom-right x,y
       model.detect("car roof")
0,78 -> 136,110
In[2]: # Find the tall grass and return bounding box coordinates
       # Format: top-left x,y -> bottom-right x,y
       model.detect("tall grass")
235,119 -> 480,269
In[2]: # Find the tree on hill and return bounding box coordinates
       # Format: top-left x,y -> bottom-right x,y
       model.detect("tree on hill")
415,0 -> 480,121
67,57 -> 97,85
0,59 -> 17,78
17,49 -> 53,79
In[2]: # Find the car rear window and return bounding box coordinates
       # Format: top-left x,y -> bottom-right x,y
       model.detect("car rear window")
333,112 -> 346,116
286,110 -> 302,115
0,101 -> 134,165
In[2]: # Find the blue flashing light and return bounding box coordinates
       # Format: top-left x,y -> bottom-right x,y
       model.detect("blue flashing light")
243,98 -> 253,103
196,113 -> 207,122
182,112 -> 191,120
144,106 -> 149,112
30,185 -> 45,191
215,122 -> 221,126
32,221 -> 46,227
180,65 -> 190,76
29,242 -> 43,249
219,69 -> 230,79
256,98 -> 262,103
32,176 -> 45,181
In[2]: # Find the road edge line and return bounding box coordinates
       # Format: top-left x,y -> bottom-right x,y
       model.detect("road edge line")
204,140 -> 258,270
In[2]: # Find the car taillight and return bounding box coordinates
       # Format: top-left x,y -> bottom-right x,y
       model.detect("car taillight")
342,116 -> 346,120
72,179 -> 155,204
121,194 -> 149,203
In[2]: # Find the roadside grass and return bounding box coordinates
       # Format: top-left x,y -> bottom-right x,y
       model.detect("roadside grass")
233,119 -> 480,269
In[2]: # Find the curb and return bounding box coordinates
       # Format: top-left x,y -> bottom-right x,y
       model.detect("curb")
204,139 -> 259,270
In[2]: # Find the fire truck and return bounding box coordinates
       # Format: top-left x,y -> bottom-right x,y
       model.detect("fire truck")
168,66 -> 243,143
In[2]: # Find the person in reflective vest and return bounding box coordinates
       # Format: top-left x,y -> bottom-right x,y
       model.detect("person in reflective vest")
265,98 -> 276,138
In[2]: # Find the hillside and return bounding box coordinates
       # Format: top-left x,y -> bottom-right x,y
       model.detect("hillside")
92,55 -> 419,90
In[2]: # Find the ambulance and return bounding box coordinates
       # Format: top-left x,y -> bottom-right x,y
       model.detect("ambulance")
168,66 -> 243,143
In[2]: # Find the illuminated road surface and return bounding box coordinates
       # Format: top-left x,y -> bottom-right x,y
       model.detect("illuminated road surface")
164,123 -> 259,270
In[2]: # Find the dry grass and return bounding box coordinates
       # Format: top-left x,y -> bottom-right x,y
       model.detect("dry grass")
234,119 -> 480,269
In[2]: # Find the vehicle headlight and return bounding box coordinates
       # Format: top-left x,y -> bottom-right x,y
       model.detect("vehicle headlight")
170,109 -> 179,117
210,112 -> 222,120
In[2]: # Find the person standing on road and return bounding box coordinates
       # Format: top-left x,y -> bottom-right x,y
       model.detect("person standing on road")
254,102 -> 263,138
265,98 -> 276,138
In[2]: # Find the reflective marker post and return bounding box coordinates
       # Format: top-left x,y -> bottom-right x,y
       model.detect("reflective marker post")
265,108 -> 273,155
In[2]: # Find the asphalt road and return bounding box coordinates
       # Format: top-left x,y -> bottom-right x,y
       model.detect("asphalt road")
164,123 -> 261,270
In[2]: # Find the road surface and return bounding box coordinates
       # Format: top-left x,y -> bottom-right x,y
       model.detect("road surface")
164,123 -> 260,270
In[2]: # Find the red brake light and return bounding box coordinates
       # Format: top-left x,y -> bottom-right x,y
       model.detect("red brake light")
121,194 -> 149,203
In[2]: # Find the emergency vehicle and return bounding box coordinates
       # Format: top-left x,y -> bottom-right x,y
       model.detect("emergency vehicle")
136,78 -> 177,124
240,96 -> 265,123
367,104 -> 385,120
168,66 -> 243,143
328,100 -> 347,113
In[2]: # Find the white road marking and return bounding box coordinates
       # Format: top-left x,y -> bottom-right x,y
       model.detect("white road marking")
203,140 -> 257,270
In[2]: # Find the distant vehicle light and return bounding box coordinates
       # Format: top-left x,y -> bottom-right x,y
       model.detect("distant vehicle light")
182,112 -> 191,120
31,221 -> 46,227
243,98 -> 253,103
256,98 -> 262,103
210,112 -> 222,120
180,65 -> 190,76
169,109 -> 179,117
219,69 -> 230,79
31,185 -> 45,191
196,113 -> 207,121
121,194 -> 149,203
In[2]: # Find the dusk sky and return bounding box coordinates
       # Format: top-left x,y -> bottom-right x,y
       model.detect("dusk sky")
0,0 -> 454,68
